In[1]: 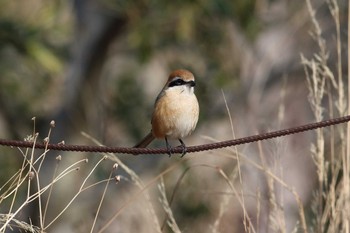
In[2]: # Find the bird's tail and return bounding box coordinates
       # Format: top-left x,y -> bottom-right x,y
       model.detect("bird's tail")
134,132 -> 155,148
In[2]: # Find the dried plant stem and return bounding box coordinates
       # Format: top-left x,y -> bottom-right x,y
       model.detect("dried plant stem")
82,133 -> 165,233
97,158 -> 188,233
42,157 -> 61,226
44,157 -> 106,230
222,90 -> 242,183
257,140 -> 286,233
217,168 -> 256,233
28,134 -> 45,229
0,161 -> 81,232
228,147 -> 308,232
211,91 -> 246,232
7,150 -> 30,216
161,165 -> 191,231
90,167 -> 114,233
158,177 -> 181,233
345,0 -> 350,231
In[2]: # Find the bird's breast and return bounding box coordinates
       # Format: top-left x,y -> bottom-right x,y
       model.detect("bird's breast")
152,90 -> 199,139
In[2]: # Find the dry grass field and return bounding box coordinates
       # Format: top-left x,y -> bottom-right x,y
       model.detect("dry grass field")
0,0 -> 349,232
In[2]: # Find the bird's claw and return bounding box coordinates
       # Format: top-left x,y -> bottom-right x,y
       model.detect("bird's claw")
165,138 -> 187,157
165,137 -> 172,157
166,145 -> 172,157
179,139 -> 187,157
180,144 -> 187,157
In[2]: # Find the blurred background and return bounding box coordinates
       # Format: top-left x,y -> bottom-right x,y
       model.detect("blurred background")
0,0 -> 348,232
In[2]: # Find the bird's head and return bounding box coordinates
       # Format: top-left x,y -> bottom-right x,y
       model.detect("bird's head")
165,69 -> 196,94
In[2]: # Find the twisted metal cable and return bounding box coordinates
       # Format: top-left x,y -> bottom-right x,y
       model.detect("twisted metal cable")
0,115 -> 350,155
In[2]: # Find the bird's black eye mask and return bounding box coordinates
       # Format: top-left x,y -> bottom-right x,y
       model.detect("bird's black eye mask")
168,78 -> 195,87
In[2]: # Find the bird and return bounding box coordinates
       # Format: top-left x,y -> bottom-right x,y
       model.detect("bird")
134,69 -> 199,157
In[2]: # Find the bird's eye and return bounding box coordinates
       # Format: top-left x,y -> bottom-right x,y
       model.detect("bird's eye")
169,79 -> 185,87
188,81 -> 195,87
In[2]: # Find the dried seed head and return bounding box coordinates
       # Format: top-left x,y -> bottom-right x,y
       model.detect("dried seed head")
50,120 -> 55,128
29,171 -> 35,180
56,155 -> 62,161
58,141 -> 65,145
113,163 -> 119,170
115,175 -> 121,184
84,158 -> 88,163
43,137 -> 49,144
103,155 -> 108,160
31,117 -> 36,121
24,135 -> 33,142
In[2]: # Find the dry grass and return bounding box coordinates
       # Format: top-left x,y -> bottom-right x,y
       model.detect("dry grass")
301,0 -> 349,232
0,123 -> 119,232
0,0 -> 349,233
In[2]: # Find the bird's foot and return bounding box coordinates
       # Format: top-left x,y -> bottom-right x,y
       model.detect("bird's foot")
179,139 -> 187,157
165,137 -> 172,157
180,145 -> 187,157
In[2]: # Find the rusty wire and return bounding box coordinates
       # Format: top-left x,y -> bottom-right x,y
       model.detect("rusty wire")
0,115 -> 350,155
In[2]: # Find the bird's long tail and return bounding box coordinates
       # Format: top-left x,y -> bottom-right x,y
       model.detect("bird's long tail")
134,132 -> 155,148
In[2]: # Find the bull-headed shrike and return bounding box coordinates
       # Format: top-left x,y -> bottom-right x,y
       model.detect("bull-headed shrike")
134,69 -> 199,156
